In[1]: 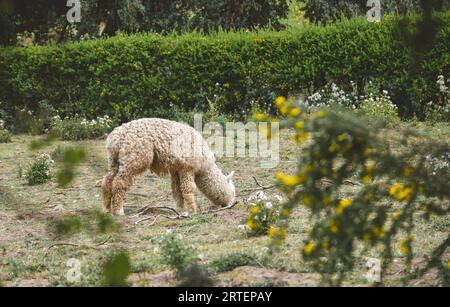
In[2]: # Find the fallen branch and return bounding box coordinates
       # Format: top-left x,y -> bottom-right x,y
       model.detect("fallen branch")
135,201 -> 239,225
238,177 -> 278,197
93,235 -> 112,247
45,236 -> 112,253
46,242 -> 79,250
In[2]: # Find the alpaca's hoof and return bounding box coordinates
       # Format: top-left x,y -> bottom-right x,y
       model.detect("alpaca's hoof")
117,209 -> 125,216
111,208 -> 125,216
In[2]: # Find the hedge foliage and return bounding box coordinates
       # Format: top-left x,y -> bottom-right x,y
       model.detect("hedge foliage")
0,13 -> 449,123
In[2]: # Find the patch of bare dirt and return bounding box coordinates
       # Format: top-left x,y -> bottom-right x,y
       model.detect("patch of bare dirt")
129,270 -> 174,287
216,266 -> 321,287
9,278 -> 51,287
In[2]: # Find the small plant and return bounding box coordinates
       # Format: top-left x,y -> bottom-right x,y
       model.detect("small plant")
0,119 -> 12,143
25,153 -> 54,185
244,191 -> 284,237
305,82 -> 358,111
0,128 -> 12,143
358,91 -> 401,127
209,253 -> 259,273
51,115 -> 114,141
101,251 -> 131,287
425,75 -> 450,123
303,82 -> 400,126
159,232 -> 213,286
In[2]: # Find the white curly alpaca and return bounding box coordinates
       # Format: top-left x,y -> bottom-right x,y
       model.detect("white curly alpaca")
102,118 -> 235,215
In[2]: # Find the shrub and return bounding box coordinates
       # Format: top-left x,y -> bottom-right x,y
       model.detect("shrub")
51,115 -> 114,141
303,82 -> 359,111
25,153 -> 54,185
209,253 -> 259,273
0,119 -> 12,143
159,233 -> 213,286
299,81 -> 400,126
0,128 -> 11,143
101,251 -> 131,287
244,191 -> 284,237
304,0 -> 425,24
425,75 -> 450,123
0,13 -> 448,121
265,96 -> 450,286
358,91 -> 401,127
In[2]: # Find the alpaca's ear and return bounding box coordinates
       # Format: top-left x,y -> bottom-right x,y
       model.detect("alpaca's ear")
226,171 -> 235,181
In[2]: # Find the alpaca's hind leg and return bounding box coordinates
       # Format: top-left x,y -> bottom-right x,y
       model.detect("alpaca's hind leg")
101,155 -> 119,214
110,174 -> 132,216
101,171 -> 116,213
179,171 -> 197,213
109,149 -> 151,216
170,171 -> 184,212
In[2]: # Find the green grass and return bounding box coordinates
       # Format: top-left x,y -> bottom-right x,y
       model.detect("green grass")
0,122 -> 448,286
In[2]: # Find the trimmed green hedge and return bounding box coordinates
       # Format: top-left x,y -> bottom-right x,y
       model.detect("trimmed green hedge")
0,14 -> 449,123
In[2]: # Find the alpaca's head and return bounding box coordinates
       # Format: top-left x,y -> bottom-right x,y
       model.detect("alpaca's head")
195,166 -> 236,208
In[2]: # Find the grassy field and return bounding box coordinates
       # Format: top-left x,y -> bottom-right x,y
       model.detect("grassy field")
0,123 -> 449,287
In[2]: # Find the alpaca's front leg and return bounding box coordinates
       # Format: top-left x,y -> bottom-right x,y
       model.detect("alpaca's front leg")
179,171 -> 197,213
170,172 -> 184,212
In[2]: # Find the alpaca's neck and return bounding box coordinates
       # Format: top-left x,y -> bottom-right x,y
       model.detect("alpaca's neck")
195,163 -> 234,207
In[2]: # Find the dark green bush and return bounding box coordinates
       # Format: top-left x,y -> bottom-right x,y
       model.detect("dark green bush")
0,13 -> 448,122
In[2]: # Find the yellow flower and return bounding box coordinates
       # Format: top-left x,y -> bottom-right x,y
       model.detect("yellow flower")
363,233 -> 371,244
279,105 -> 289,115
253,112 -> 267,121
275,96 -> 286,107
268,226 -> 277,238
315,110 -> 326,118
362,175 -> 372,185
400,237 -> 413,255
303,240 -> 316,256
336,198 -> 353,215
292,130 -> 309,143
373,226 -> 386,238
249,206 -> 260,215
246,219 -> 256,230
328,143 -> 339,153
295,121 -> 304,130
447,260 -> 450,269
336,134 -> 345,142
389,183 -> 404,196
328,219 -> 339,234
275,172 -> 304,187
302,195 -> 314,207
289,108 -> 301,117
403,166 -> 413,177
280,208 -> 291,216
366,192 -> 374,201
389,183 -> 413,202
